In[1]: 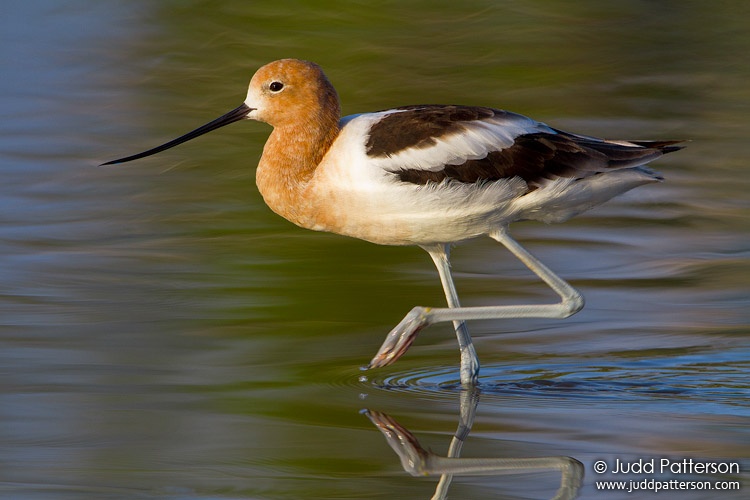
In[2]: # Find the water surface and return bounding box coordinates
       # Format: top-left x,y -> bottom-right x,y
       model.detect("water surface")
1,2 -> 748,499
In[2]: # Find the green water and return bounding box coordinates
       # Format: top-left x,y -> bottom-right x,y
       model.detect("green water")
1,1 -> 748,499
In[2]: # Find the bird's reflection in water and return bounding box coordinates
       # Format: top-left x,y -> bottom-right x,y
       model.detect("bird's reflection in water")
363,390 -> 583,500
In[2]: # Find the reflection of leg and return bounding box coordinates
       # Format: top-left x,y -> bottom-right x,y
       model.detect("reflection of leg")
429,455 -> 584,500
432,388 -> 480,500
365,390 -> 584,500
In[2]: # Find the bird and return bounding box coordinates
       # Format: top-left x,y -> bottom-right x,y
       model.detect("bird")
102,58 -> 683,386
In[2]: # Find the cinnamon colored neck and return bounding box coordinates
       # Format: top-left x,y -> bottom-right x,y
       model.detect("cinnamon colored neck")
255,107 -> 340,225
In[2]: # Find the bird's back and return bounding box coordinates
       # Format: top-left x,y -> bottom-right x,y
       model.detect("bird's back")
303,105 -> 682,245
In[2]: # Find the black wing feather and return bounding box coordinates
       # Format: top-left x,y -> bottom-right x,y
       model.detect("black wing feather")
372,105 -> 683,189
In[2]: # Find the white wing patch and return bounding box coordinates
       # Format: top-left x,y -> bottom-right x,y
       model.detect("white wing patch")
367,110 -> 554,173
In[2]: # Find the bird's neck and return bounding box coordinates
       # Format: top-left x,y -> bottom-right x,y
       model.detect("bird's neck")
256,110 -> 340,226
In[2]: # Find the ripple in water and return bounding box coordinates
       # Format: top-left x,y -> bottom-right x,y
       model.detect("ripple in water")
358,356 -> 750,417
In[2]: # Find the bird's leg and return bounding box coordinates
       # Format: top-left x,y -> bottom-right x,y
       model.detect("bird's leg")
427,244 -> 480,386
367,244 -> 479,386
367,227 -> 584,384
489,227 -> 585,313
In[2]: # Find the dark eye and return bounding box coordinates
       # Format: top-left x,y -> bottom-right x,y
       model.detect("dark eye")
269,81 -> 284,92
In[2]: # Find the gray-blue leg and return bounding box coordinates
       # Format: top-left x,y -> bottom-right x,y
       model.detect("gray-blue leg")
368,227 -> 584,386
425,244 -> 480,386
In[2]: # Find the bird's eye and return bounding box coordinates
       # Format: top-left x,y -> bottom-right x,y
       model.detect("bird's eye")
269,81 -> 284,92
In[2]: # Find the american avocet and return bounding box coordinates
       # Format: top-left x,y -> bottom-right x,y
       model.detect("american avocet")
103,59 -> 683,386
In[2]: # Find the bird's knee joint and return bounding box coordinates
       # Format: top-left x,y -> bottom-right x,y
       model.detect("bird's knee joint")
562,291 -> 585,317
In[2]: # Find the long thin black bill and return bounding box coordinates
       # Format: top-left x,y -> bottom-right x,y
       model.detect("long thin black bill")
101,103 -> 252,166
